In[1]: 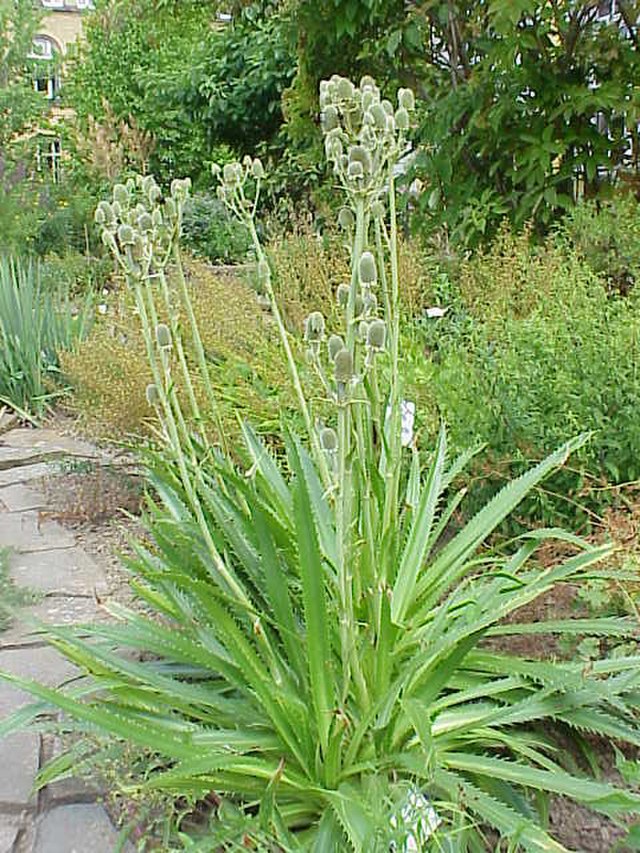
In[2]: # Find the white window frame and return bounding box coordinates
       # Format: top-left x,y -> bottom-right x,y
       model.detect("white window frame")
36,138 -> 63,184
41,0 -> 65,9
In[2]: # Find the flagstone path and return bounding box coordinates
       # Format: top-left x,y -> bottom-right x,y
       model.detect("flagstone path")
0,427 -> 131,853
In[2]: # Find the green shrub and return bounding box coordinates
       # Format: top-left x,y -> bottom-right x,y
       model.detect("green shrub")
411,223 -> 640,528
181,193 -> 251,264
0,256 -> 93,416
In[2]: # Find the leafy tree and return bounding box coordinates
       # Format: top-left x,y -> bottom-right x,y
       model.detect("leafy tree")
410,0 -> 640,243
66,0 -> 214,184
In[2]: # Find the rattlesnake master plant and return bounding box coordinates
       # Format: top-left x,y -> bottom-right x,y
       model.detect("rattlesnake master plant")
3,75 -> 640,852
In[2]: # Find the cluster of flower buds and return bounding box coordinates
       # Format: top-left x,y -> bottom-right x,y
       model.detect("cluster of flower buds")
212,156 -> 265,220
94,175 -> 192,279
319,74 -> 415,200
304,247 -> 387,408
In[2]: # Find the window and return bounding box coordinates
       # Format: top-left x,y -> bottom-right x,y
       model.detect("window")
41,0 -> 65,8
30,36 -> 59,100
36,138 -> 63,183
76,0 -> 95,8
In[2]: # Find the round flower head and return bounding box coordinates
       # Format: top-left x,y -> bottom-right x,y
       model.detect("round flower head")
151,208 -> 163,228
304,311 -> 325,342
360,74 -> 376,91
242,154 -> 253,169
113,183 -> 129,207
117,224 -> 135,246
334,348 -> 354,383
370,103 -> 387,131
349,145 -> 372,174
252,158 -> 265,179
337,77 -> 354,100
94,206 -> 106,226
145,383 -> 160,407
358,320 -> 369,341
148,185 -> 163,205
156,323 -> 172,348
367,319 -> 387,350
328,334 -> 345,362
359,251 -> 377,286
320,426 -> 338,453
164,198 -> 177,219
223,163 -> 239,186
398,87 -> 416,111
395,107 -> 410,131
322,105 -> 339,132
336,283 -> 350,307
338,207 -> 355,230
138,212 -> 153,232
354,294 -> 365,316
211,163 -> 222,178
381,99 -> 394,116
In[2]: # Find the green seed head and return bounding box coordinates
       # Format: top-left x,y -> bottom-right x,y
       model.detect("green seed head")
252,158 -> 265,179
337,77 -> 354,100
151,208 -> 163,228
367,319 -> 387,350
223,163 -> 239,186
348,161 -> 364,181
117,224 -> 135,246
322,105 -> 339,132
148,184 -> 162,205
304,311 -> 325,342
349,145 -> 372,175
138,212 -> 153,232
359,251 -> 377,285
381,99 -> 394,116
94,206 -> 106,226
358,320 -> 369,341
337,207 -> 355,230
354,294 -> 364,316
156,323 -> 171,348
320,426 -> 338,452
164,198 -> 177,219
328,334 -> 344,361
336,283 -> 350,307
398,87 -> 416,111
211,163 -> 222,178
334,348 -> 354,383
113,183 -> 129,207
145,383 -> 160,406
360,75 -> 376,91
395,107 -> 410,131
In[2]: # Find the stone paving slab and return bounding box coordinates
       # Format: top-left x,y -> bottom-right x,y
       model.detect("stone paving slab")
0,513 -> 75,553
0,813 -> 23,852
7,549 -> 108,598
1,430 -> 98,459
34,805 -> 129,853
0,486 -> 46,513
0,732 -> 40,808
0,465 -> 57,489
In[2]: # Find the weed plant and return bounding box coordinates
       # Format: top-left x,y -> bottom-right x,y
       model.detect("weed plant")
3,76 -> 640,851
